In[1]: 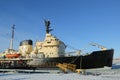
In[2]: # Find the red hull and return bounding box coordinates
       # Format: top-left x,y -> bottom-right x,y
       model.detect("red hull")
6,54 -> 21,58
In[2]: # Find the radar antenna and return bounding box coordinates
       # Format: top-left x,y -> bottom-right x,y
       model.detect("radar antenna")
44,19 -> 53,34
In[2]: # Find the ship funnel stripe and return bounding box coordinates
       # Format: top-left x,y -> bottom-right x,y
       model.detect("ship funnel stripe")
20,40 -> 33,46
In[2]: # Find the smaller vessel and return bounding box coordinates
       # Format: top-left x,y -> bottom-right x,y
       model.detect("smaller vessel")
0,25 -> 21,59
6,49 -> 21,58
6,54 -> 21,58
5,25 -> 21,58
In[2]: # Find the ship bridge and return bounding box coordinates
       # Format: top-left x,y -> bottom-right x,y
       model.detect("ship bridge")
34,33 -> 66,58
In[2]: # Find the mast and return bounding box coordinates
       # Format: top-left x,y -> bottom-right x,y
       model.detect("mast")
9,24 -> 15,49
44,19 -> 53,34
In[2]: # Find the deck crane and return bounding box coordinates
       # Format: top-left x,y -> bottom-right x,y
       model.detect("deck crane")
57,42 -> 107,73
89,42 -> 107,50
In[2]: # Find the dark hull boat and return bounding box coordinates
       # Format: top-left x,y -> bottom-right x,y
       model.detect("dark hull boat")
0,20 -> 114,70
33,49 -> 114,69
0,49 -> 114,69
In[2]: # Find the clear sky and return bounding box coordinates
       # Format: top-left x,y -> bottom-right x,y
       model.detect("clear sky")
0,0 -> 120,58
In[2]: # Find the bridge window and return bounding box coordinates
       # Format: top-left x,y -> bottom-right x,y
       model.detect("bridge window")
47,42 -> 51,43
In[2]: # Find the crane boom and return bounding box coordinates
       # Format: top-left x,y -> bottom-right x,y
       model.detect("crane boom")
90,42 -> 107,50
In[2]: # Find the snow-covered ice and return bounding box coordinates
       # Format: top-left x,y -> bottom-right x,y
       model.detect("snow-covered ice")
0,72 -> 120,80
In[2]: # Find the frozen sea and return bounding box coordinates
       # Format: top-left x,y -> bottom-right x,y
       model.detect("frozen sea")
0,59 -> 120,80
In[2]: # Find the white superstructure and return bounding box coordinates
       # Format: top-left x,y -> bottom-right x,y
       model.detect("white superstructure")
33,33 -> 66,58
19,20 -> 66,58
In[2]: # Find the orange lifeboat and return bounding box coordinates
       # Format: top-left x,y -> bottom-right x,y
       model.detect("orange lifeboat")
6,53 -> 21,58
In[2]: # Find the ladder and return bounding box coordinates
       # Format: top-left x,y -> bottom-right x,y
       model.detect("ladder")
56,63 -> 76,73
56,63 -> 86,74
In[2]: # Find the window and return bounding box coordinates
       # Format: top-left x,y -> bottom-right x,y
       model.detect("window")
47,42 -> 51,43
55,39 -> 58,41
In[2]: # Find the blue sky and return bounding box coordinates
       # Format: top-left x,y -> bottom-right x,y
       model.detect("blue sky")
0,0 -> 120,58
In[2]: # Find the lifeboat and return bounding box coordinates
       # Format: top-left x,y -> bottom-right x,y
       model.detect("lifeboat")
6,53 -> 21,58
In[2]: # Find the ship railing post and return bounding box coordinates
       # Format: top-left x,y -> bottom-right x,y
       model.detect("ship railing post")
76,56 -> 86,74
80,56 -> 82,69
